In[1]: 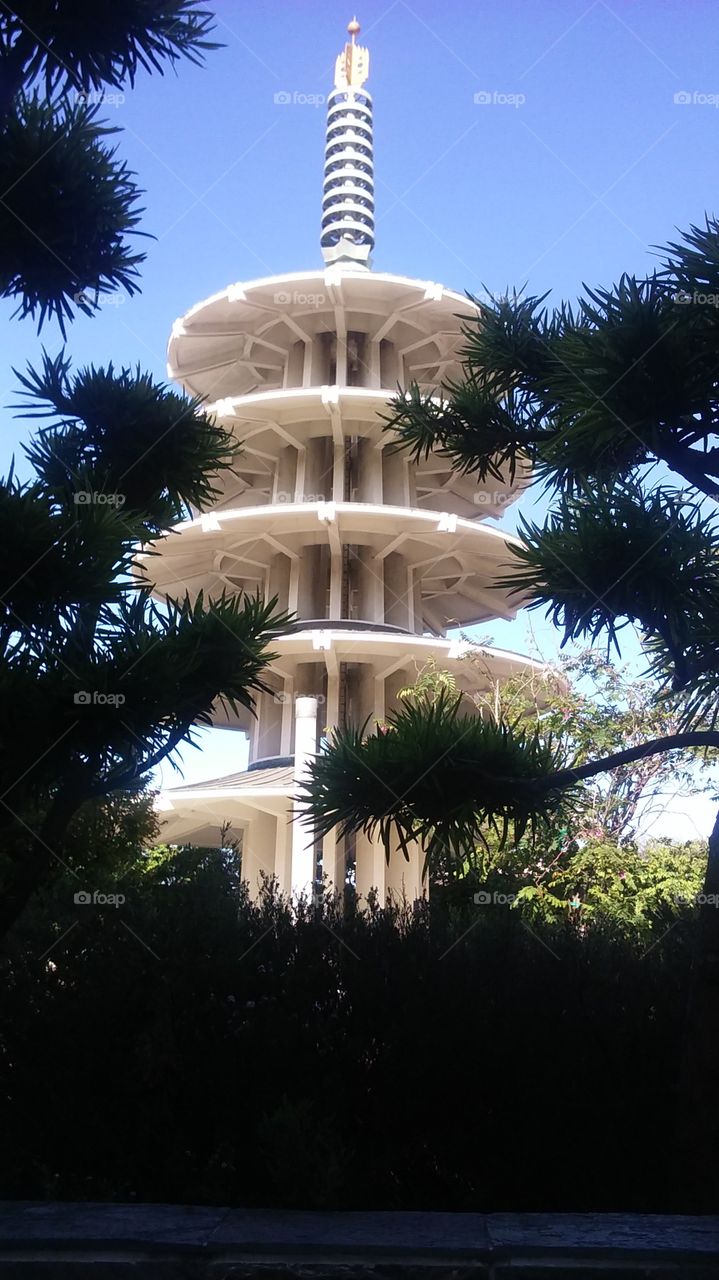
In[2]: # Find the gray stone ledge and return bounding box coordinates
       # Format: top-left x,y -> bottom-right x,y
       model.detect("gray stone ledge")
0,1205 -> 718,1276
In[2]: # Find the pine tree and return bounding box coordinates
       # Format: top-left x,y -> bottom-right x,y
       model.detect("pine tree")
0,6 -> 288,933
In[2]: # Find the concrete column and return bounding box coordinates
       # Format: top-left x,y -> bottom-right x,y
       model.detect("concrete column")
322,830 -> 345,898
274,445 -> 298,504
255,688 -> 282,760
354,829 -> 386,902
386,839 -> 426,905
384,552 -> 411,629
382,448 -> 406,505
356,440 -> 383,502
332,444 -> 345,503
291,695 -> 318,899
273,815 -> 293,897
280,677 -> 294,754
242,811 -> 279,900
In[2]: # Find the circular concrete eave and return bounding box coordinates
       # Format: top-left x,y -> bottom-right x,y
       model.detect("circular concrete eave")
167,268 -> 483,400
208,634 -> 545,732
137,501 -> 528,628
200,385 -> 530,519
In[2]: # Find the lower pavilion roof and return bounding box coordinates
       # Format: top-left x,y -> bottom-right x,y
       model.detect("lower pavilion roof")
163,762 -> 295,797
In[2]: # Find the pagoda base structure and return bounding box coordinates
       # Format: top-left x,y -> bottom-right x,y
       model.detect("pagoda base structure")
156,627 -> 543,903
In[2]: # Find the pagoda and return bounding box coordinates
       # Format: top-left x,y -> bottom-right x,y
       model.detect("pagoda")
146,20 -> 539,902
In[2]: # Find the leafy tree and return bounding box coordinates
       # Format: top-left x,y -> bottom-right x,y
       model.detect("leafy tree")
0,1 -> 217,330
0,356 -> 288,937
513,837 -> 705,935
0,8 -> 290,935
390,655 -> 708,934
474,649 -> 709,843
304,223 -> 719,871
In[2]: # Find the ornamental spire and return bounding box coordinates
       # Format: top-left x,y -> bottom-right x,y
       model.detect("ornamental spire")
321,18 -> 375,268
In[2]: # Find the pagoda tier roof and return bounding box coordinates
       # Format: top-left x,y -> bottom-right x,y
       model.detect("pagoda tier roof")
168,267 -> 484,401
191,386 -> 530,521
139,501 -> 527,632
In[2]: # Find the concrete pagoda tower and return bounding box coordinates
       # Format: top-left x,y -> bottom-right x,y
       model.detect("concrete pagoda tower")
147,20 -> 538,902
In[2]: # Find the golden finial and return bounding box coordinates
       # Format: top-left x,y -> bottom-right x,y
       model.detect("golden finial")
335,17 -> 369,89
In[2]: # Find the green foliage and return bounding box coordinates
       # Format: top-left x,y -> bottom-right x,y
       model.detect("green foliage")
302,690 -> 578,877
0,5 -> 292,939
0,859 -> 699,1210
0,786 -> 158,909
501,486 -> 719,683
397,657 -> 457,705
0,96 -> 144,332
0,2 -> 219,328
309,220 -> 719,871
1,2 -> 218,96
0,363 -> 288,935
384,377 -> 537,487
487,649 -> 704,842
511,838 -> 706,934
397,653 -> 710,934
17,350 -> 240,529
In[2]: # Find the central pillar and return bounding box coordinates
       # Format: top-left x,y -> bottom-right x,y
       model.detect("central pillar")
291,696 -> 319,898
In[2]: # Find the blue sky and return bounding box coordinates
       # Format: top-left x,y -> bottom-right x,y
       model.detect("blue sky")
2,0 -> 718,833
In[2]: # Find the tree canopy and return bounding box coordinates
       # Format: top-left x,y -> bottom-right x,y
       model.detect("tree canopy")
0,5 -> 290,937
0,1 -> 217,330
301,219 -> 719,872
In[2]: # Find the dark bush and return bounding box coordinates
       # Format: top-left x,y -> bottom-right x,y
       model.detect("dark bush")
0,846 -> 696,1211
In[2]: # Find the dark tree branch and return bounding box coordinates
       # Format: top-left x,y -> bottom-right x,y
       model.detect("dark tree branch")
657,442 -> 719,496
536,731 -> 719,791
87,720 -> 194,797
